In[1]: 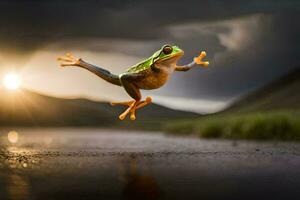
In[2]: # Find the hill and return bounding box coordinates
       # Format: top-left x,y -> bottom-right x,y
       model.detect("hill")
226,67 -> 300,113
0,89 -> 199,129
164,68 -> 300,140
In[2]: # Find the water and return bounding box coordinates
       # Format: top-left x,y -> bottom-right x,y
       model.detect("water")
0,128 -> 300,200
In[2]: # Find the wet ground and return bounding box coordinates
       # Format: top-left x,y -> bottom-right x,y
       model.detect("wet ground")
0,128 -> 300,200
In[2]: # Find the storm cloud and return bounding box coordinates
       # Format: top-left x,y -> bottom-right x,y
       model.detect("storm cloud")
0,0 -> 298,51
0,0 -> 299,113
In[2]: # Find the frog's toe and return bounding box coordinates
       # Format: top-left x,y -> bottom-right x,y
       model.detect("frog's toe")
112,97 -> 152,120
129,96 -> 152,121
57,53 -> 80,67
136,96 -> 152,109
117,101 -> 136,120
110,100 -> 135,106
194,51 -> 209,67
130,111 -> 136,121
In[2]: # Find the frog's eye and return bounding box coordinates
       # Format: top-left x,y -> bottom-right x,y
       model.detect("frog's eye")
163,46 -> 173,55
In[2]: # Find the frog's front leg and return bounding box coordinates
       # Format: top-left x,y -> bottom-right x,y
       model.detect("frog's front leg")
111,73 -> 152,120
175,51 -> 209,71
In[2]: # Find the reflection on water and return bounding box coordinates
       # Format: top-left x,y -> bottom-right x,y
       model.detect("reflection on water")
7,174 -> 30,200
1,146 -> 33,200
1,150 -> 162,200
1,130 -> 39,200
1,133 -> 162,200
4,147 -> 40,169
121,156 -> 162,200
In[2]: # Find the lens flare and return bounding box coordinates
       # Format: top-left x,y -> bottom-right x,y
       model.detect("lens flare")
7,131 -> 19,144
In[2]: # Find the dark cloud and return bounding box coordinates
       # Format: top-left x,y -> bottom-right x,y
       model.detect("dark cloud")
178,11 -> 300,100
0,0 -> 299,52
0,0 -> 299,112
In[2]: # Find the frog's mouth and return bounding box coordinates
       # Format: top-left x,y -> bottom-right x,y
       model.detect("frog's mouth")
155,51 -> 184,64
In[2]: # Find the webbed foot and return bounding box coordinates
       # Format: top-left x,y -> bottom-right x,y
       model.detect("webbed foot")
194,51 -> 209,67
111,97 -> 152,120
57,53 -> 80,67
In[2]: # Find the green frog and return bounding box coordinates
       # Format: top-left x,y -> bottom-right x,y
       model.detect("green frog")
57,44 -> 209,120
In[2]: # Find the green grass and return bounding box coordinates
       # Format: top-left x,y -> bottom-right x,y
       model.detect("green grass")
164,111 -> 300,141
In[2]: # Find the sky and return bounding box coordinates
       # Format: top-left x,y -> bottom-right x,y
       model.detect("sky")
0,0 -> 299,113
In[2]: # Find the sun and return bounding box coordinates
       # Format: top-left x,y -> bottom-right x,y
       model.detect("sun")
3,73 -> 22,90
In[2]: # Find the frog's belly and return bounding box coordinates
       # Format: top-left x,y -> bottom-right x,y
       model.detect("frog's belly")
135,71 -> 170,90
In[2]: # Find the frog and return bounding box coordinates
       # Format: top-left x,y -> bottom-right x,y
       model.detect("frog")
57,44 -> 209,120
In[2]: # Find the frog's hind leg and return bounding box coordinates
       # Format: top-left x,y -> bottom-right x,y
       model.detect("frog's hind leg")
111,74 -> 152,120
128,97 -> 152,120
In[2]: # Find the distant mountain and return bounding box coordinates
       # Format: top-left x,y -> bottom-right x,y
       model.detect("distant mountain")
226,67 -> 300,112
0,89 -> 199,129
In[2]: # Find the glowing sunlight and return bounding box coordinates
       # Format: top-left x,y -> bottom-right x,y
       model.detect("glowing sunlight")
3,73 -> 22,90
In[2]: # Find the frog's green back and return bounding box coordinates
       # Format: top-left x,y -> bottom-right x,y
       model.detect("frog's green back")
126,45 -> 175,73
126,57 -> 152,73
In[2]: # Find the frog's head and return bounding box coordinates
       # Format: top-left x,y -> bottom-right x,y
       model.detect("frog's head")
152,44 -> 184,65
